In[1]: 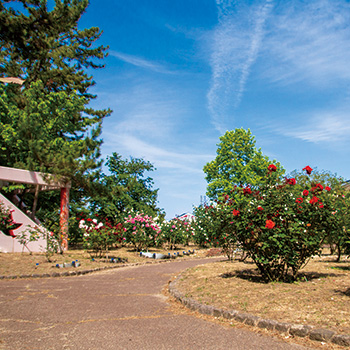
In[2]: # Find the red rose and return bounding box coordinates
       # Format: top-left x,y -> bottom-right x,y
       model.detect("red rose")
311,183 -> 323,192
319,202 -> 324,208
268,164 -> 277,172
325,186 -> 331,191
243,187 -> 252,195
232,210 -> 240,216
265,220 -> 275,229
295,197 -> 303,203
302,190 -> 309,196
303,166 -> 313,175
257,206 -> 263,211
309,196 -> 319,204
286,178 -> 296,185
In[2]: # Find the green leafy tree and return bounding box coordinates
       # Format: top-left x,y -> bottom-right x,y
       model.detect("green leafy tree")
90,153 -> 163,222
203,128 -> 284,200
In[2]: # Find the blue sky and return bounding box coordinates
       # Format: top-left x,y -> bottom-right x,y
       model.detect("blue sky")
77,0 -> 350,219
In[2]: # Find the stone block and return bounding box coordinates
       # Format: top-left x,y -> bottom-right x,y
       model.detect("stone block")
257,319 -> 277,330
309,328 -> 335,342
199,304 -> 214,316
275,322 -> 291,333
290,324 -> 312,338
331,334 -> 350,347
213,307 -> 222,318
222,310 -> 238,320
234,312 -> 250,323
244,315 -> 260,327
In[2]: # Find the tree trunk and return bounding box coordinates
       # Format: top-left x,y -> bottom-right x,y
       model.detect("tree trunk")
31,185 -> 40,220
336,243 -> 342,262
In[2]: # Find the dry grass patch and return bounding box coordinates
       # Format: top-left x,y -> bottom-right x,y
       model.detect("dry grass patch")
177,255 -> 350,335
0,246 -> 209,277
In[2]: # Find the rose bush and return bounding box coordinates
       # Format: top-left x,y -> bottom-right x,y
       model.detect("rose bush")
220,165 -> 341,282
192,204 -> 215,247
0,202 -> 21,236
161,218 -> 195,249
79,216 -> 125,258
123,212 -> 162,251
193,202 -> 240,260
325,188 -> 350,260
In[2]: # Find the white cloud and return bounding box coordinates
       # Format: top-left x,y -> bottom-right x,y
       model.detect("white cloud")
272,111 -> 350,145
112,101 -> 177,139
103,133 -> 211,174
99,79 -> 214,174
207,0 -> 274,132
260,0 -> 350,87
110,51 -> 174,74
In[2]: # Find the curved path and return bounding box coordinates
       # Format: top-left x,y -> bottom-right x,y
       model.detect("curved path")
0,258 -> 309,350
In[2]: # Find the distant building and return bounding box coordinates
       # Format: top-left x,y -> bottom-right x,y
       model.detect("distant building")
175,212 -> 195,222
342,180 -> 350,191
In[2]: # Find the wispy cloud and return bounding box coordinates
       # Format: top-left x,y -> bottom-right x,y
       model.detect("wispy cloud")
271,111 -> 350,145
103,133 -> 211,174
207,0 -> 273,133
110,51 -> 174,74
100,80 -> 213,174
260,0 -> 350,87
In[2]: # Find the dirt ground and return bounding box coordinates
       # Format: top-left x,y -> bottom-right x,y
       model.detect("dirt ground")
0,246 -> 208,277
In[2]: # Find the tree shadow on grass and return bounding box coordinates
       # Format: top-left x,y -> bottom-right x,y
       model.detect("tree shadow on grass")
220,269 -> 345,284
220,269 -> 266,283
334,288 -> 350,297
330,265 -> 350,271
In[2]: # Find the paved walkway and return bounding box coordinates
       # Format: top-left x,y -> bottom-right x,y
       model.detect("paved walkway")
0,258 -> 310,350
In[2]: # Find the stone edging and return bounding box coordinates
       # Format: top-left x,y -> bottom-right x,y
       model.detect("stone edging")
168,273 -> 350,347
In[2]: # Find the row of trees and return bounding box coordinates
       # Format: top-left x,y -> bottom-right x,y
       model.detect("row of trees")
0,0 -> 163,245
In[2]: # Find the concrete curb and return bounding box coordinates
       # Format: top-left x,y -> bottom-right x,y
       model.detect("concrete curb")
168,273 -> 350,347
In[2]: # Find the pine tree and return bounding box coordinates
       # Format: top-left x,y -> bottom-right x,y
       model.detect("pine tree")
0,0 -> 111,177
0,0 -> 108,98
